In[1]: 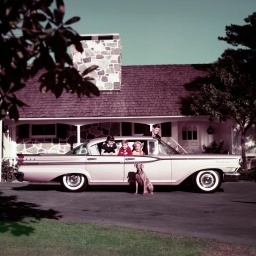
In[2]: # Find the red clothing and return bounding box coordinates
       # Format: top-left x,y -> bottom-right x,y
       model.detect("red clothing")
118,146 -> 132,156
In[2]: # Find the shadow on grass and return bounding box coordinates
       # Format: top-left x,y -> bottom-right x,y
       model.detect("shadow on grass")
0,191 -> 62,236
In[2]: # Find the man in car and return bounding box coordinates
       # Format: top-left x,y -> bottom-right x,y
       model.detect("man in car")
144,124 -> 161,139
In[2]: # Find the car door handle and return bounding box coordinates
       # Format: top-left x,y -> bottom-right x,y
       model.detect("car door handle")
125,158 -> 135,160
87,158 -> 97,160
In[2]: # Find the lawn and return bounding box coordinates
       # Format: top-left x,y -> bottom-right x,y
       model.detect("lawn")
0,218 -> 255,256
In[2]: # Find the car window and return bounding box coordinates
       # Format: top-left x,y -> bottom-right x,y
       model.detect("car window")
89,144 -> 100,155
115,141 -> 122,152
148,141 -> 156,154
158,140 -> 180,155
66,143 -> 88,155
114,140 -> 148,156
137,141 -> 147,155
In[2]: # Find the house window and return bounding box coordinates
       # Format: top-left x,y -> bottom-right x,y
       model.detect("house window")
134,123 -> 149,135
161,122 -> 172,137
17,124 -> 29,139
182,125 -> 198,140
121,122 -> 132,136
31,124 -> 56,138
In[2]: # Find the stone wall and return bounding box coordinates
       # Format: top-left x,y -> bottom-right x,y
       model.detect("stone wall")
16,122 -> 120,154
70,34 -> 121,90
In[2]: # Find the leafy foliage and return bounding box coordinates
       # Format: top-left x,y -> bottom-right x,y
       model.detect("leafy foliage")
202,140 -> 224,154
0,0 -> 99,121
239,169 -> 256,182
186,12 -> 256,169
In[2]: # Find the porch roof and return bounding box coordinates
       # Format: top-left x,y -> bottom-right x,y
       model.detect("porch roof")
15,64 -> 209,121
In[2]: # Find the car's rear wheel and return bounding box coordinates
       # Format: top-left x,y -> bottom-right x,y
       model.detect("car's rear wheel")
192,170 -> 221,193
61,174 -> 87,192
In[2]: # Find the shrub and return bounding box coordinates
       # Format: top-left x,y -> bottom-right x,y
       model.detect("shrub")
202,140 -> 224,154
239,169 -> 256,182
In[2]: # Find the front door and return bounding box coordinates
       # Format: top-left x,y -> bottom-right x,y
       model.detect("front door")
179,125 -> 200,153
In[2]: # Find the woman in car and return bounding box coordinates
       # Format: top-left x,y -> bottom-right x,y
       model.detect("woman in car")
101,135 -> 118,155
132,141 -> 145,155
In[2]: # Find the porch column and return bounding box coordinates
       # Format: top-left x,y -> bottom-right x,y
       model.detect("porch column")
76,125 -> 81,145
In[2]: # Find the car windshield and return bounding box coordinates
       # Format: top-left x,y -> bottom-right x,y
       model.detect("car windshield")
158,139 -> 180,155
66,141 -> 89,155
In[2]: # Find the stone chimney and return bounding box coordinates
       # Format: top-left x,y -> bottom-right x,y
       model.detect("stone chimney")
70,34 -> 121,90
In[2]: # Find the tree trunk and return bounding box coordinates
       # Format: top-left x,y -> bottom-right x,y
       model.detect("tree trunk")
241,129 -> 247,170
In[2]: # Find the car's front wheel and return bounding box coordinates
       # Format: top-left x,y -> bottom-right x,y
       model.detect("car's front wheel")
192,170 -> 221,193
61,174 -> 87,192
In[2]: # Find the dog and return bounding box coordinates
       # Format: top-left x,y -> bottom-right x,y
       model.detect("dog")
134,163 -> 154,195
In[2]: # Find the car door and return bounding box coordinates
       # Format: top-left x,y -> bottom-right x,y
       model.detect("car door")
124,140 -> 172,184
85,142 -> 125,183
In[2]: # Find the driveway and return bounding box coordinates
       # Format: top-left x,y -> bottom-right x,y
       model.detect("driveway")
1,181 -> 256,247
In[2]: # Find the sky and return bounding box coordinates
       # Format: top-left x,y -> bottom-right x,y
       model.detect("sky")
64,0 -> 256,66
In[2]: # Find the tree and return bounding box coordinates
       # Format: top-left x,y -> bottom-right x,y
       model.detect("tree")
0,0 -> 99,121
188,12 -> 256,169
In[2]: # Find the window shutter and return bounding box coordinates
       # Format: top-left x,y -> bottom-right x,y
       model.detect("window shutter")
161,122 -> 172,137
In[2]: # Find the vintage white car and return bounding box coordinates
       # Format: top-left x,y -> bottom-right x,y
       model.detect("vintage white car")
15,136 -> 241,193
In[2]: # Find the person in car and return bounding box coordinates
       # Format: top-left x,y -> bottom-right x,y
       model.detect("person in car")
118,140 -> 132,156
143,123 -> 161,139
132,141 -> 145,155
101,135 -> 118,155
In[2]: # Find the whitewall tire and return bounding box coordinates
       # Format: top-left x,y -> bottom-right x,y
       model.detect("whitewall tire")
192,170 -> 221,193
61,174 -> 87,192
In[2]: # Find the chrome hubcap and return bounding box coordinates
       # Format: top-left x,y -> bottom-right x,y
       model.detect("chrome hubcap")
200,173 -> 215,188
66,174 -> 82,187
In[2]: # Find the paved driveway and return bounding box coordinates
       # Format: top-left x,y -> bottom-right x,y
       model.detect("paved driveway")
1,181 -> 256,247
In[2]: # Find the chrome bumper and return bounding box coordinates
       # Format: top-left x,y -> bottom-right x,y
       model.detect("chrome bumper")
223,172 -> 241,182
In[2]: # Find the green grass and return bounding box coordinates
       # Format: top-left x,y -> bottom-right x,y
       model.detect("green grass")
0,218 -> 255,256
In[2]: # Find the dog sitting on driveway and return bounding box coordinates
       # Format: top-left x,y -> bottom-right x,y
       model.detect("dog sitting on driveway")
134,163 -> 154,195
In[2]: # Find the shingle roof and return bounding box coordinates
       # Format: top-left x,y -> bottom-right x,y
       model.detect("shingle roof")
16,64 -> 209,118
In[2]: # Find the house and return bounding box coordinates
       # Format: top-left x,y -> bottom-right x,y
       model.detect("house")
1,33 -> 249,160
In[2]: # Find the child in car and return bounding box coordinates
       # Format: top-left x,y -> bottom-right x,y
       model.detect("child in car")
118,140 -> 132,156
132,141 -> 145,155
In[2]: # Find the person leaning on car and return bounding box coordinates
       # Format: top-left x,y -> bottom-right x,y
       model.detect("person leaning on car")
143,124 -> 161,139
101,135 -> 118,155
